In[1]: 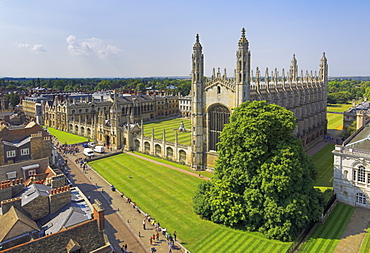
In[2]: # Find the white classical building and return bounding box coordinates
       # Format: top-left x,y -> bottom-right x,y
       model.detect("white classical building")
333,121 -> 370,208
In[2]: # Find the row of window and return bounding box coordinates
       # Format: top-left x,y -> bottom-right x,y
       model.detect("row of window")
6,148 -> 30,158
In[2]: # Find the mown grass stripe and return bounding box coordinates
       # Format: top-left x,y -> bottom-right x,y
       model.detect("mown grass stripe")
300,204 -> 355,253
224,233 -> 245,253
195,230 -> 229,252
208,232 -> 236,252
90,151 -> 292,252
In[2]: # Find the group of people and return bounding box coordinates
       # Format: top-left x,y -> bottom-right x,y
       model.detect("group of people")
58,144 -> 79,155
121,189 -> 179,252
75,157 -> 90,172
120,244 -> 127,253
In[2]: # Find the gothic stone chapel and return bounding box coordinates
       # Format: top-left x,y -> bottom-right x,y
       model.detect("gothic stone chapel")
190,28 -> 328,170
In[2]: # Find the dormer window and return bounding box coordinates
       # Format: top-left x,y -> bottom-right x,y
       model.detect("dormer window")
6,150 -> 16,158
21,148 -> 30,156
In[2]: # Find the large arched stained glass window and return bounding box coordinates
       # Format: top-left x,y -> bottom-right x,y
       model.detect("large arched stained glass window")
208,104 -> 230,151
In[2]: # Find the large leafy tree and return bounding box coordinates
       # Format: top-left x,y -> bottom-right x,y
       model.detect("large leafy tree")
193,101 -> 323,241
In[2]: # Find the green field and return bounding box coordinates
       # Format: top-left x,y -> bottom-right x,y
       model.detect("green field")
359,223 -> 370,253
312,144 -> 335,191
89,153 -> 291,253
300,203 -> 355,253
46,127 -> 90,144
327,104 -> 352,113
327,113 -> 344,130
143,118 -> 191,145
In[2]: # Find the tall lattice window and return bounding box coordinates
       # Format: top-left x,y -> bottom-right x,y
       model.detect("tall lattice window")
358,166 -> 366,183
208,105 -> 230,151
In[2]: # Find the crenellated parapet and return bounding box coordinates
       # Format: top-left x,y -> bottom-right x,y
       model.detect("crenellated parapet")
205,68 -> 235,92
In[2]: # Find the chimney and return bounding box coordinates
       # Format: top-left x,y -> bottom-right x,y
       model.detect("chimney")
93,199 -> 105,231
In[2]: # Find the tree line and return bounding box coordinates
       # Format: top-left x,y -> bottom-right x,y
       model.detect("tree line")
0,78 -> 191,97
328,79 -> 370,104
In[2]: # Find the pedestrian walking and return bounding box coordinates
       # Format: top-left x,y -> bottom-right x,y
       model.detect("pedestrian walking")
174,231 -> 177,241
143,219 -> 146,230
150,238 -> 153,245
152,234 -> 155,242
124,244 -> 127,252
168,242 -> 173,253
156,231 -> 159,241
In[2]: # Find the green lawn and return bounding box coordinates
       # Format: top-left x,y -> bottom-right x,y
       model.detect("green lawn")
89,153 -> 290,253
359,223 -> 370,253
300,203 -> 355,253
312,144 -> 335,190
143,118 -> 191,146
327,103 -> 352,113
327,113 -> 344,130
46,127 -> 90,144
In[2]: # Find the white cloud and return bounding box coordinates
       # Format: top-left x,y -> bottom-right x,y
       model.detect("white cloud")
66,35 -> 122,58
17,43 -> 46,53
32,44 -> 46,53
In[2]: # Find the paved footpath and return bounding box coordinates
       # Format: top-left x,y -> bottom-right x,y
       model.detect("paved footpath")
334,207 -> 370,253
63,148 -> 189,253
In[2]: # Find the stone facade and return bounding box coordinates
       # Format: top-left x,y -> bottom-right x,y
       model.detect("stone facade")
42,91 -> 179,150
333,128 -> 370,208
179,95 -> 192,118
0,121 -> 52,166
190,28 -> 328,170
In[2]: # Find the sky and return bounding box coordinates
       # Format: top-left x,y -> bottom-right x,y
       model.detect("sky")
0,0 -> 369,78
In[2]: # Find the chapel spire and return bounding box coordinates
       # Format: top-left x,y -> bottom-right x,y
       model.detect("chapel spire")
290,54 -> 298,80
235,27 -> 250,105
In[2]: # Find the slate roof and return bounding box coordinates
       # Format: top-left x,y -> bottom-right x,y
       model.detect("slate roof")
21,184 -> 51,206
0,206 -> 39,242
39,201 -> 92,235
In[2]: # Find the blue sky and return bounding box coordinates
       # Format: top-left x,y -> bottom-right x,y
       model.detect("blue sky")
0,0 -> 369,78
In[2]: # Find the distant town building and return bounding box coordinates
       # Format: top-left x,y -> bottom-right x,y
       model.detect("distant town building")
41,91 -> 179,150
179,96 -> 191,118
343,98 -> 370,131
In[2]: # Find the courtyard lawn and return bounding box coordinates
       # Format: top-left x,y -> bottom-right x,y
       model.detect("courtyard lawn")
359,223 -> 370,253
300,203 -> 355,253
312,144 -> 335,190
89,153 -> 291,253
132,152 -> 214,179
143,118 -> 191,146
327,113 -> 344,130
327,103 -> 352,113
46,127 -> 90,144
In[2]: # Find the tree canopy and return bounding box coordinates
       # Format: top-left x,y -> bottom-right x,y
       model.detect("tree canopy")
193,101 -> 323,241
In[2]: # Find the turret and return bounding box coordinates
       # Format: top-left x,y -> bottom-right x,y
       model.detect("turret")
290,54 -> 298,81
191,34 -> 205,170
235,28 -> 250,105
319,52 -> 328,83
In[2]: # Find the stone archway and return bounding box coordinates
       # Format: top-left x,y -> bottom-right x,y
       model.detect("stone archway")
166,147 -> 174,159
155,144 -> 161,156
105,135 -> 110,147
208,104 -> 230,151
134,139 -> 140,150
179,150 -> 186,162
144,142 -> 150,153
